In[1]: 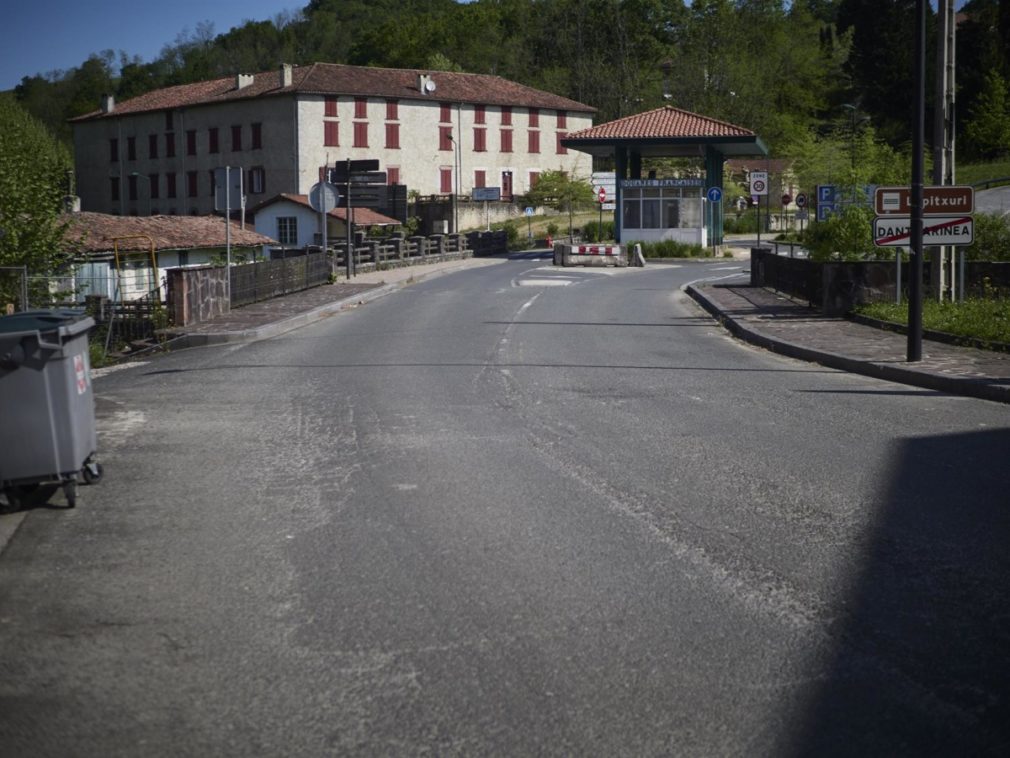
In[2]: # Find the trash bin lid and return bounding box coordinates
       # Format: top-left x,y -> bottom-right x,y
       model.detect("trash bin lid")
0,309 -> 90,335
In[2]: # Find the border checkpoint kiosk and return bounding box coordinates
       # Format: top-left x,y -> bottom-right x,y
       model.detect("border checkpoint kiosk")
562,106 -> 768,247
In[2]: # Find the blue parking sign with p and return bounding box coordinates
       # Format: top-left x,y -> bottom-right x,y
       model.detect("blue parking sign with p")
817,185 -> 836,203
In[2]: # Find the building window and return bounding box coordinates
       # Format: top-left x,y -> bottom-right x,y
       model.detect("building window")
385,99 -> 398,120
324,121 -> 339,147
528,130 -> 540,154
440,167 -> 453,194
149,173 -> 160,199
440,102 -> 451,123
209,127 -> 219,154
474,104 -> 486,124
208,170 -> 216,197
128,174 -> 138,201
474,169 -> 486,188
127,136 -> 136,161
166,173 -> 177,199
324,96 -> 338,117
556,132 -> 568,154
387,166 -> 400,185
500,129 -> 513,153
276,216 -> 297,245
439,126 -> 453,151
353,121 -> 368,148
529,107 -> 539,127
529,171 -> 540,189
354,97 -> 367,119
231,125 -> 242,151
110,176 -> 120,201
557,110 -> 567,128
186,130 -> 197,156
473,127 -> 486,152
186,170 -> 198,198
385,123 -> 400,149
165,111 -> 174,131
165,133 -> 175,158
148,134 -> 158,159
251,122 -> 262,149
109,138 -> 119,163
249,167 -> 265,194
501,106 -> 512,126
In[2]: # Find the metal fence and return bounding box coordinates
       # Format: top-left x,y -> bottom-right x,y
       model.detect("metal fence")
230,252 -> 331,307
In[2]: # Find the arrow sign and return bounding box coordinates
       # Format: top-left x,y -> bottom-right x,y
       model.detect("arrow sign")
873,215 -> 974,247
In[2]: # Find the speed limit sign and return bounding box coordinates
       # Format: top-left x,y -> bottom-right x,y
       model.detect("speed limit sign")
750,171 -> 768,196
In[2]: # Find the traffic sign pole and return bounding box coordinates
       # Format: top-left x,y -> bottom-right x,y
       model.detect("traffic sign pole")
909,0 -> 926,362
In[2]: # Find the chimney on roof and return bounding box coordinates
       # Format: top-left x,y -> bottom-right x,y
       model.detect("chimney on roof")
236,73 -> 255,90
280,63 -> 293,88
417,73 -> 437,95
101,94 -> 115,113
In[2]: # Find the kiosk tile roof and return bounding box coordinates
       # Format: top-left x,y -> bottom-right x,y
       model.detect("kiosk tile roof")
257,194 -> 402,226
567,105 -> 755,140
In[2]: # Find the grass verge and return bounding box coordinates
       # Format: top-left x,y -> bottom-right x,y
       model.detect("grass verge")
856,298 -> 1010,346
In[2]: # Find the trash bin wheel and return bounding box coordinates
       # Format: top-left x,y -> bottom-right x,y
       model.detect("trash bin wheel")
62,480 -> 77,508
82,461 -> 103,485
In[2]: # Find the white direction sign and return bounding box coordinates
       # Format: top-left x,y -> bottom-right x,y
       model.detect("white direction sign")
873,215 -> 974,247
750,171 -> 768,196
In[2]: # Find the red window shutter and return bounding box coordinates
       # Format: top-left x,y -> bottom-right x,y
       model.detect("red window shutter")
500,129 -> 512,153
385,123 -> 400,149
109,138 -> 119,162
557,110 -> 567,128
501,106 -> 512,126
355,97 -> 367,119
127,137 -> 136,161
166,173 -> 176,199
353,122 -> 368,148
530,171 -> 540,189
440,168 -> 453,194
440,126 -> 453,151
186,130 -> 196,156
148,134 -> 158,159
251,123 -> 262,149
387,167 -> 400,185
325,96 -> 338,117
209,127 -> 219,154
474,128 -> 486,152
528,130 -> 540,154
149,174 -> 160,199
556,132 -> 568,154
475,104 -> 486,124
186,171 -> 198,197
386,99 -> 398,120
231,125 -> 242,151
529,107 -> 539,127
440,102 -> 451,123
165,133 -> 175,158
324,121 -> 339,146
474,170 -> 486,188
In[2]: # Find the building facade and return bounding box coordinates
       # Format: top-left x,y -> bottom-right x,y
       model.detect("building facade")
72,63 -> 595,218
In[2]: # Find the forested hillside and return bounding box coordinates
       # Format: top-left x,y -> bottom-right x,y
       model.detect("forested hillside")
10,0 -> 1010,164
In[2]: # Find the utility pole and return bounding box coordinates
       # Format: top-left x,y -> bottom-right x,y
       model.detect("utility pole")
932,0 -> 957,300
908,0 -> 926,362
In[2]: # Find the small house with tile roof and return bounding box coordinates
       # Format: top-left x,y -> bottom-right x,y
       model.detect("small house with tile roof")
251,194 -> 401,255
61,212 -> 275,302
71,63 -> 595,226
563,106 -> 767,245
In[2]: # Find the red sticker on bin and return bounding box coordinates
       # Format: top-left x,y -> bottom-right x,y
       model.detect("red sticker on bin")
74,354 -> 88,395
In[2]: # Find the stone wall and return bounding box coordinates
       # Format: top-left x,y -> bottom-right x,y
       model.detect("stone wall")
167,266 -> 229,327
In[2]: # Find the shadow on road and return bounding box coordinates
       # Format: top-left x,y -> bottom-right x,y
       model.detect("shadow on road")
780,428 -> 1010,756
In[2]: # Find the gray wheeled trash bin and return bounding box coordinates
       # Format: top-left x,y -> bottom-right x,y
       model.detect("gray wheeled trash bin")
0,309 -> 102,509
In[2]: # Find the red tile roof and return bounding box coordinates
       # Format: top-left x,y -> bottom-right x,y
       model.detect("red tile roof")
71,63 -> 594,122
254,194 -> 401,226
566,105 -> 755,141
63,212 -> 276,253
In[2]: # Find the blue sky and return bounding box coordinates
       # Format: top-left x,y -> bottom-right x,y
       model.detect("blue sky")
1,1 -> 971,92
1,1 -> 303,91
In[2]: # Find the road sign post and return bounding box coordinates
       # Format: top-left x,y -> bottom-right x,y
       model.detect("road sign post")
751,172 -> 768,245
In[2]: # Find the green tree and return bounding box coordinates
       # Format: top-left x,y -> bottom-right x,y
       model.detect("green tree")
0,95 -> 75,305
525,170 -> 594,238
965,212 -> 1010,261
804,205 -> 875,261
962,68 -> 1010,160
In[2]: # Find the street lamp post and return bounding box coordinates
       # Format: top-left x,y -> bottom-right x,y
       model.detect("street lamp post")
447,132 -> 460,234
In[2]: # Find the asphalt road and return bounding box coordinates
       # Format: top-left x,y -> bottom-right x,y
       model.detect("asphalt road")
2,256 -> 1009,756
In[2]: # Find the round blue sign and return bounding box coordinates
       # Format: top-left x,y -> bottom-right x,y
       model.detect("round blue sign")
707,187 -> 723,203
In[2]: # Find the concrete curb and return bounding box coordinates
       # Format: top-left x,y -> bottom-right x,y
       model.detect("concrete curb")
685,284 -> 1010,405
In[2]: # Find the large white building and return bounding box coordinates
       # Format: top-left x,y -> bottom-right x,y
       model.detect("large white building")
71,63 -> 595,219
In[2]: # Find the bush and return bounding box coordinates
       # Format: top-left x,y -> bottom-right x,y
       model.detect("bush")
724,210 -> 760,234
805,205 -> 876,261
503,220 -> 520,249
965,213 -> 1010,261
630,240 -> 708,258
546,222 -> 559,237
583,220 -> 615,242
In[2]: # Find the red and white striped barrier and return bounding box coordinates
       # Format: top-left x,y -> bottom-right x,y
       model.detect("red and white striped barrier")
576,245 -> 618,256
553,243 -> 627,267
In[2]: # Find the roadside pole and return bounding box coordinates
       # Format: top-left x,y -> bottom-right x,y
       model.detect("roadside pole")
908,0 -> 926,362
225,166 -> 232,303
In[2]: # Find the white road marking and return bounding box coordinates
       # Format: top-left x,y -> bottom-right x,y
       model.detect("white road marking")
518,278 -> 573,287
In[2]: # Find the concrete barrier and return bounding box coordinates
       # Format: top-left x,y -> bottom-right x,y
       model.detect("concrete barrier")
553,243 -> 627,267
